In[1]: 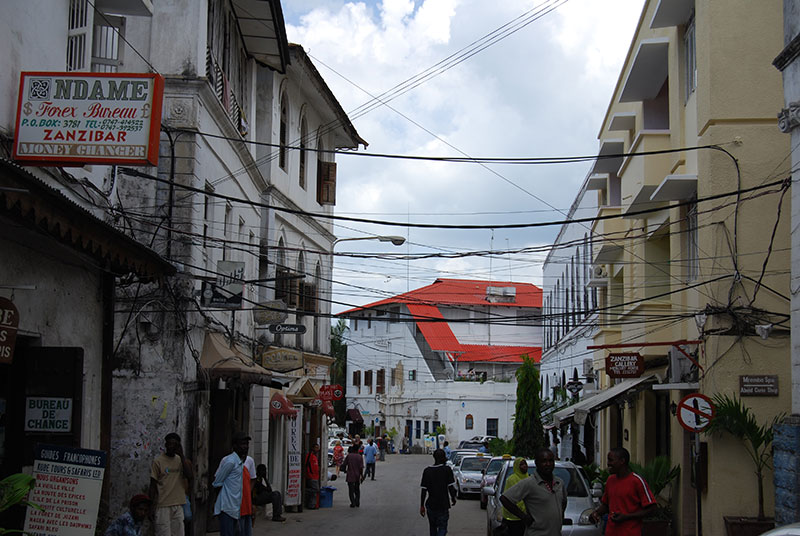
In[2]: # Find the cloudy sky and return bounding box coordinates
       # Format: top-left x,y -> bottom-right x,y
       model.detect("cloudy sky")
283,0 -> 645,313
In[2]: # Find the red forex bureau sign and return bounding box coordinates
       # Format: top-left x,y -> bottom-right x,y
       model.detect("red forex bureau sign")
13,72 -> 164,166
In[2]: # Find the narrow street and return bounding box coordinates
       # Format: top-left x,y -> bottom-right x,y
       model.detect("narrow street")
253,454 -> 485,536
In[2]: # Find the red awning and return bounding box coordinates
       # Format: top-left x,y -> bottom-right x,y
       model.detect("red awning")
322,400 -> 335,417
347,408 -> 363,423
270,392 -> 298,418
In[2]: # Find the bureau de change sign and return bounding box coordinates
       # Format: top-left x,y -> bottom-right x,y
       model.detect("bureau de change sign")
13,72 -> 164,166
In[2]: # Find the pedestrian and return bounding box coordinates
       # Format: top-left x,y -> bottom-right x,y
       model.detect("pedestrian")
105,494 -> 151,536
363,439 -> 378,480
304,443 -> 321,510
500,448 -> 567,536
332,440 -> 345,477
212,432 -> 253,536
378,435 -> 387,461
499,458 -> 530,536
252,463 -> 286,523
479,442 -> 490,454
342,445 -> 365,507
419,448 -> 457,536
589,447 -> 656,536
149,433 -> 193,536
443,441 -> 451,458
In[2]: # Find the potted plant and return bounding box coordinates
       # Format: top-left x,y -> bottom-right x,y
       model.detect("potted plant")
630,456 -> 680,536
704,394 -> 782,536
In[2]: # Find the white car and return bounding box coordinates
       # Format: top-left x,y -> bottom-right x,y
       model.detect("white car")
454,454 -> 491,498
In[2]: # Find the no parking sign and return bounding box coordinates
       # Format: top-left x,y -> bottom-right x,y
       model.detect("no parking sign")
676,393 -> 715,433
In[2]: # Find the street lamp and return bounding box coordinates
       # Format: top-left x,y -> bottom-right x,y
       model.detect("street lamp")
332,235 -> 406,247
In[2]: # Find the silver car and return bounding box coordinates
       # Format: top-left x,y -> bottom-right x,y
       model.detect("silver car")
454,454 -> 491,498
484,459 -> 602,535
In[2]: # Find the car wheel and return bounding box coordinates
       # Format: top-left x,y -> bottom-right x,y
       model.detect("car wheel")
480,494 -> 487,510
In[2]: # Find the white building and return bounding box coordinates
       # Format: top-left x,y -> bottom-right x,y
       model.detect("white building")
1,0 -> 362,528
339,278 -> 542,447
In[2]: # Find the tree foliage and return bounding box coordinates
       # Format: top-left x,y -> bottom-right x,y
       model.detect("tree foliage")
330,318 -> 348,426
511,355 -> 544,458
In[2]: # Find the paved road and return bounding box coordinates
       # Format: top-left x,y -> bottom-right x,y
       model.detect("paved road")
253,454 -> 486,536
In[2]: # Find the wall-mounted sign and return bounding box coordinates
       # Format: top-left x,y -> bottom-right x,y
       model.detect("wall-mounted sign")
605,352 -> 644,378
24,444 -> 106,536
268,324 -> 306,334
13,72 -> 163,166
319,385 -> 344,401
203,261 -> 245,308
285,407 -> 302,506
259,347 -> 303,372
25,397 -> 72,432
740,375 -> 779,396
254,300 -> 288,325
0,297 -> 19,364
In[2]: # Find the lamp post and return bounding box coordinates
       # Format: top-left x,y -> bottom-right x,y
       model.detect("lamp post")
332,235 -> 406,247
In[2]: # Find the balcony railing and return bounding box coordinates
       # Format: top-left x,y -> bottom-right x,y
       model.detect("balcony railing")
206,47 -> 248,137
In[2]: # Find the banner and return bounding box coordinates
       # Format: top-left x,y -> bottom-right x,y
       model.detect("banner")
24,444 -> 106,536
284,408 -> 303,506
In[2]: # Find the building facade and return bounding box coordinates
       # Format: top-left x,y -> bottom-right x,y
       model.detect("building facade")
340,278 -> 542,447
549,1 -> 790,534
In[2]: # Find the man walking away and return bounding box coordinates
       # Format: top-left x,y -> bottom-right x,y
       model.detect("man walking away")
342,445 -> 365,507
150,433 -> 192,536
379,434 -> 388,461
589,447 -> 656,535
212,432 -> 252,536
442,441 -> 451,458
105,494 -> 151,536
500,448 -> 567,536
252,464 -> 286,522
363,439 -> 378,480
304,444 -> 321,510
420,448 -> 457,536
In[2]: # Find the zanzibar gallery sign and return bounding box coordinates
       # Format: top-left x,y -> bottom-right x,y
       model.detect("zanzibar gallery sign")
605,352 -> 644,378
13,72 -> 164,166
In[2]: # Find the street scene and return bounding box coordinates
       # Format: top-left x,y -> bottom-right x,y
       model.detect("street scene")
2,0 -> 800,536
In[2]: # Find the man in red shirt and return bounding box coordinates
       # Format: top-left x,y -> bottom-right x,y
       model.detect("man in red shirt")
304,444 -> 321,510
589,447 -> 656,536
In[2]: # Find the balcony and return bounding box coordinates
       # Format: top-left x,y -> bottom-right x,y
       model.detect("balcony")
619,38 -> 669,103
619,130 -> 672,217
591,206 -> 625,264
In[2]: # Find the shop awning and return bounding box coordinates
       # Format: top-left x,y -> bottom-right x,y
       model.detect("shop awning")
553,374 -> 659,425
347,408 -> 364,423
322,400 -> 335,418
200,332 -> 273,386
270,392 -> 298,417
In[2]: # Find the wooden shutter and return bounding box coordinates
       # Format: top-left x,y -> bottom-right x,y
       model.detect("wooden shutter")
316,161 -> 337,205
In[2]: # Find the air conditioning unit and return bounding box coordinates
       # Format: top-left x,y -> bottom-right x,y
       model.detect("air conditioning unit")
593,265 -> 608,278
582,358 -> 593,376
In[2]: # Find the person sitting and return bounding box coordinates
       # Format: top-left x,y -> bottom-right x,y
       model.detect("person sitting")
105,494 -> 151,536
252,464 -> 286,522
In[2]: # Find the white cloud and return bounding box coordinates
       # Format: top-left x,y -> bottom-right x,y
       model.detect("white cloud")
286,0 -> 645,311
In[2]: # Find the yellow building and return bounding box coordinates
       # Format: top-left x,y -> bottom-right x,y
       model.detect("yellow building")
580,1 -> 789,534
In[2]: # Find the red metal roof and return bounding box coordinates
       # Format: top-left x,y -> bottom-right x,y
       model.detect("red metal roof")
339,278 -> 542,315
405,304 -> 540,364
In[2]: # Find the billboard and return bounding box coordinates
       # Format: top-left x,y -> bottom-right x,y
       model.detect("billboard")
13,72 -> 164,166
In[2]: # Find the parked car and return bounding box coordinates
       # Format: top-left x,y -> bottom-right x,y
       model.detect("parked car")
469,435 -> 498,443
447,449 -> 479,468
454,454 -> 491,498
480,455 -> 513,509
458,440 -> 487,450
484,459 -> 601,535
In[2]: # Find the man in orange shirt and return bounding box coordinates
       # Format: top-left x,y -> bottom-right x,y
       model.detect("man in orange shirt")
304,444 -> 321,509
590,447 -> 656,536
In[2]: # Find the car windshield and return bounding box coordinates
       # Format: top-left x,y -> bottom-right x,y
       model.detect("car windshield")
461,458 -> 490,472
485,459 -> 505,475
502,465 -> 588,497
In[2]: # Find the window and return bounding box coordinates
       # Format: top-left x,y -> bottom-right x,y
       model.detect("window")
424,421 -> 429,434
67,0 -> 126,73
390,368 -> 396,387
365,370 -> 373,394
299,116 -> 307,189
432,420 -> 440,434
684,16 -> 696,101
316,139 -> 337,205
206,0 -> 250,133
222,203 -> 232,260
367,313 -> 371,330
416,421 -> 422,439
408,370 -> 417,381
686,201 -> 699,282
353,318 -> 359,331
465,414 -> 474,430
279,93 -> 288,170
376,369 -> 385,394
352,370 -> 361,387
486,418 -> 498,438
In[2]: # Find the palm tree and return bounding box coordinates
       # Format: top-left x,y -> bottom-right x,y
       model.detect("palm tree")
704,394 -> 782,520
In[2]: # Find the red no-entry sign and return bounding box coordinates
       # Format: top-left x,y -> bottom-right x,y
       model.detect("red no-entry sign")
676,393 -> 715,433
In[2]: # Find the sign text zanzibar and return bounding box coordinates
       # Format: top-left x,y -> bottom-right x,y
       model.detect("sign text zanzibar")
605,352 -> 645,378
13,72 -> 164,166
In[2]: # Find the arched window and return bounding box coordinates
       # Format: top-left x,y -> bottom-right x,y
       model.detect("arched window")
279,92 -> 288,170
561,370 -> 566,388
465,414 -> 474,430
572,368 -> 579,382
299,115 -> 308,189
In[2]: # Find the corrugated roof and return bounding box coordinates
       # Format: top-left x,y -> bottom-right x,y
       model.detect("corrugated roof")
405,304 -> 540,364
339,278 -> 542,315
